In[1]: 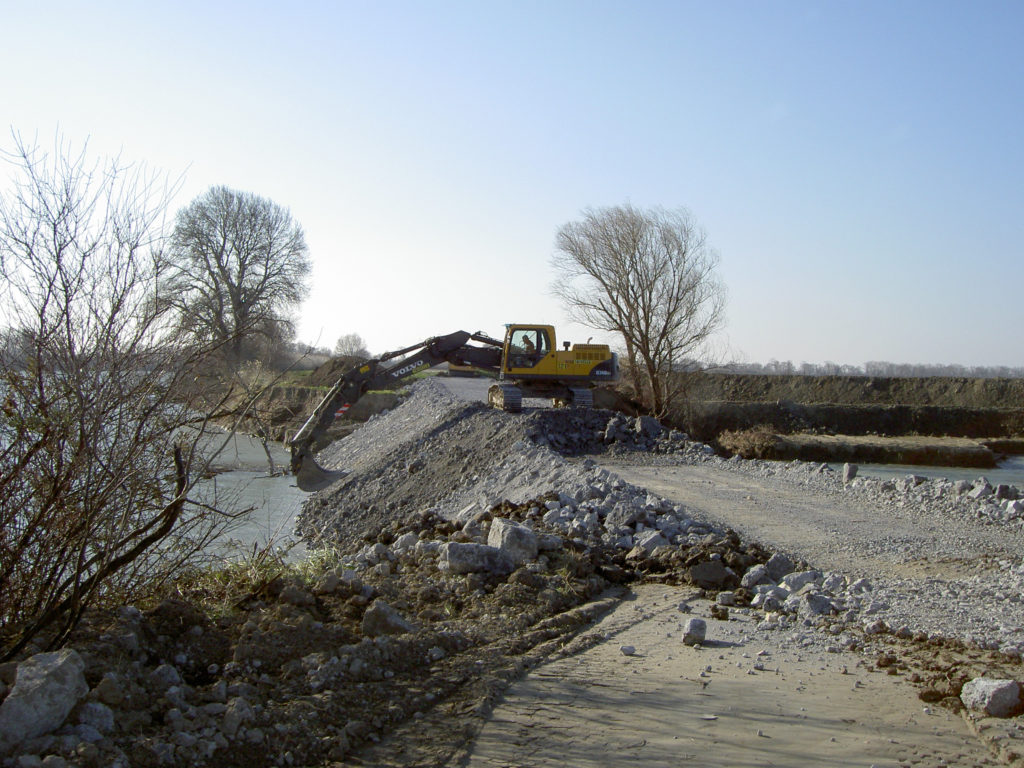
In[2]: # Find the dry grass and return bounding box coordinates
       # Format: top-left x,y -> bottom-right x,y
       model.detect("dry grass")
717,425 -> 780,458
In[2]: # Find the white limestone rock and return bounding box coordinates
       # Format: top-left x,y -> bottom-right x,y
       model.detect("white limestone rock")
0,650 -> 88,752
487,518 -> 538,566
438,542 -> 515,575
960,678 -> 1022,718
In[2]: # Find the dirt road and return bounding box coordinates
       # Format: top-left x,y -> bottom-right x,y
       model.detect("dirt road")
597,461 -> 1022,581
464,585 -> 994,768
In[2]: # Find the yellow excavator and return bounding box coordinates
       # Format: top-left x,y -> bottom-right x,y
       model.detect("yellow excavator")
289,324 -> 617,490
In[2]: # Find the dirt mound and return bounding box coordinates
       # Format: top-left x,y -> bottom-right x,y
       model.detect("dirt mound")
297,382 -> 699,550
684,401 -> 1024,442
685,373 -> 1024,408
306,355 -> 370,388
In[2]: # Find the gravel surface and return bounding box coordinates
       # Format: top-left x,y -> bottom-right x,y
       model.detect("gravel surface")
602,453 -> 1024,656
6,378 -> 1023,768
302,378 -> 1024,656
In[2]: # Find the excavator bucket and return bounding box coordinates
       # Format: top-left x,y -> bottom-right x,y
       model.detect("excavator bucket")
293,453 -> 348,492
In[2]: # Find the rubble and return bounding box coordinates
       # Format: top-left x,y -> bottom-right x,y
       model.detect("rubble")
3,378 -> 1022,766
0,651 -> 87,752
960,678 -> 1022,717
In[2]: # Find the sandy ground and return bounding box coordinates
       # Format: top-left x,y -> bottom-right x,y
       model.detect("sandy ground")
464,584 -> 996,768
427,378 -> 1009,766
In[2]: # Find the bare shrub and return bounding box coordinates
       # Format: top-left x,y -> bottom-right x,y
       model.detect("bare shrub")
717,425 -> 780,459
0,134 -> 240,660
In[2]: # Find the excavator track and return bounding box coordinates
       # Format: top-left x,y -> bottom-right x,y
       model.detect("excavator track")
569,387 -> 593,408
488,383 -> 522,412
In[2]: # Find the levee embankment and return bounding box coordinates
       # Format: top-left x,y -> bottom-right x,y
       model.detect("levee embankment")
672,373 -> 1024,465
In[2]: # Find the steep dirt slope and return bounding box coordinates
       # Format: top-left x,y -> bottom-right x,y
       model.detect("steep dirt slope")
686,373 -> 1024,408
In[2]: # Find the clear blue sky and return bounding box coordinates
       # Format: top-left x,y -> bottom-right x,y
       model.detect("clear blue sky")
3,1 -> 1021,367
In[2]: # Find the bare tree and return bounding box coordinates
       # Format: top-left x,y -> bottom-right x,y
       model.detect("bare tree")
552,204 -> 726,417
162,186 -> 311,363
0,134 -> 237,660
333,332 -> 370,359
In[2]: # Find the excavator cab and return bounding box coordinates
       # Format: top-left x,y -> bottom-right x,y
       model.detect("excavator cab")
506,326 -> 551,370
502,324 -> 618,381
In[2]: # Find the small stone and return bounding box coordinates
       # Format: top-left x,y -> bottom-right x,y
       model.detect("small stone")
222,697 -> 254,739
361,600 -> 418,636
148,663 -> 182,691
619,645 -> 636,656
682,618 -> 707,645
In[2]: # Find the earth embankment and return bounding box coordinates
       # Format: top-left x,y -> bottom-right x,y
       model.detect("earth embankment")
686,373 -> 1024,408
6,380 -> 1023,766
670,373 -> 1024,464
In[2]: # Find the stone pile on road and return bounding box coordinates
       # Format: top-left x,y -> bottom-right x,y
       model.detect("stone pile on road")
661,451 -> 1024,657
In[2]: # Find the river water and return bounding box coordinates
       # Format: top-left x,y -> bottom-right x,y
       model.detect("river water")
193,430 -> 308,561
828,455 -> 1024,486
194,427 -> 1024,562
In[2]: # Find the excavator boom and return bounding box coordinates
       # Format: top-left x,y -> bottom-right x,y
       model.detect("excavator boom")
289,324 -> 617,491
289,331 -> 502,490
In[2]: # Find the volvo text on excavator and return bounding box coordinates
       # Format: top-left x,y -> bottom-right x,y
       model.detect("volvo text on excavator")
288,324 -> 617,490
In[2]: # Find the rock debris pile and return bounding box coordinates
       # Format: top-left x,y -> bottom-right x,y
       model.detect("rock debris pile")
3,378 -> 1023,766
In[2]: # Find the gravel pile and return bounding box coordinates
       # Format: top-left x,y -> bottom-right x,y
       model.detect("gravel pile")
303,379 -> 1024,657
3,378 -> 1023,766
297,381 -> 710,550
632,450 -> 1024,656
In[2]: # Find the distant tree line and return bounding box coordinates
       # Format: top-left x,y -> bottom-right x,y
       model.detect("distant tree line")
720,360 -> 1024,379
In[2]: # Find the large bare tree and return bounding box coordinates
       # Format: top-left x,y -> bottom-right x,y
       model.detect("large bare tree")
552,204 -> 726,417
0,134 -> 237,660
334,332 -> 370,359
163,186 -> 311,363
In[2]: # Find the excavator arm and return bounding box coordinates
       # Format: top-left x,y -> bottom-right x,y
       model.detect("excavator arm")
289,330 -> 502,490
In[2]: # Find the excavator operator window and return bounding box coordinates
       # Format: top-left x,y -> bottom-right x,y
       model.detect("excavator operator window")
509,328 -> 549,368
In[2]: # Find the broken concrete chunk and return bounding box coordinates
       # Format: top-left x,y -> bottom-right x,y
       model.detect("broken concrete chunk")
632,529 -> 669,554
604,503 -> 639,531
487,518 -> 538,566
221,696 -> 254,738
741,563 -> 771,589
682,618 -> 707,645
785,591 -> 836,617
960,678 -> 1022,717
0,649 -> 88,751
688,559 -> 730,589
148,663 -> 182,691
438,542 -> 515,575
765,553 -> 795,582
361,600 -> 418,637
634,416 -> 662,439
779,570 -> 822,593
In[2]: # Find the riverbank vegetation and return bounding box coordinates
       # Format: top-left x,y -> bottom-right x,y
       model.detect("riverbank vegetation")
0,135 -> 310,660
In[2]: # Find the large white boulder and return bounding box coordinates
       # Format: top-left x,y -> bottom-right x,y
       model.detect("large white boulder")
960,678 -> 1022,718
0,649 -> 88,752
487,518 -> 538,566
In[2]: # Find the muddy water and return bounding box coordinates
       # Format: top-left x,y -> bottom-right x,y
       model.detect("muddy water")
194,429 -> 308,560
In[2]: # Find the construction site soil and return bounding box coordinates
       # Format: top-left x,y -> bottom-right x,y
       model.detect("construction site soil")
9,380 -> 1024,766
687,374 -> 1024,408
